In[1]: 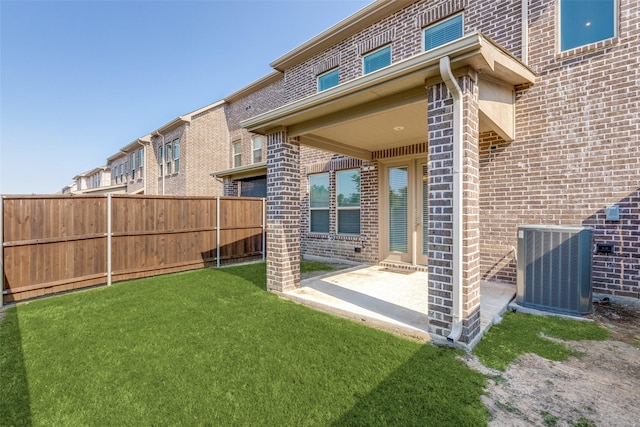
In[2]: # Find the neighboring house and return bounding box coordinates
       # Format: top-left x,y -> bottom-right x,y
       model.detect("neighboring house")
106,136 -> 152,195
211,71 -> 284,198
69,165 -> 126,195
148,101 -> 229,196
235,0 -> 640,346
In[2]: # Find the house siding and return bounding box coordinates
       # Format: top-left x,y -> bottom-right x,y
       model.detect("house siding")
276,0 -> 640,299
479,0 -> 640,298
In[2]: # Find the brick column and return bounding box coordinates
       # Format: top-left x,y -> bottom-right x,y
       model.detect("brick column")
427,75 -> 481,345
266,128 -> 300,292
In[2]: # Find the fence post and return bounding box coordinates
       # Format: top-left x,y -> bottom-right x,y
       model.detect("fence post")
262,198 -> 266,261
216,197 -> 220,268
0,196 -> 4,308
107,194 -> 112,286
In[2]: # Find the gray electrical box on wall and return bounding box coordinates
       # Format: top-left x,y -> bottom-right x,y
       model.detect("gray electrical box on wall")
517,225 -> 593,315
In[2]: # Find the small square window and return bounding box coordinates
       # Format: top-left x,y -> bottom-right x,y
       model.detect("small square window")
424,14 -> 463,52
559,0 -> 615,51
318,68 -> 339,92
363,45 -> 391,75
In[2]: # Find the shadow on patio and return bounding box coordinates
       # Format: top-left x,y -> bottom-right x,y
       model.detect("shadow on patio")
282,265 -> 515,343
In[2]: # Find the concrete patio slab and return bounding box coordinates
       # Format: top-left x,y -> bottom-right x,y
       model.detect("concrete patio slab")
281,264 -> 515,346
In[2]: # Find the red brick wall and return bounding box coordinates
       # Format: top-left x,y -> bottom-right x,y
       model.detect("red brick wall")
479,0 -> 640,298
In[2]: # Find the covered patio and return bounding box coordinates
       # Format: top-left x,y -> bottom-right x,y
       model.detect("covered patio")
242,33 -> 535,347
283,264 -> 515,345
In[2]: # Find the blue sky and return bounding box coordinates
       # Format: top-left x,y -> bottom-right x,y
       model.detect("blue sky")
0,0 -> 369,194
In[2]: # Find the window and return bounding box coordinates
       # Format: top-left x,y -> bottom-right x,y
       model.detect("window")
131,152 -> 136,180
139,148 -> 144,168
363,45 -> 391,75
240,176 -> 267,198
560,0 -> 615,51
336,169 -> 360,235
309,173 -> 330,233
165,142 -> 172,175
252,136 -> 263,164
318,68 -> 339,92
158,145 -> 163,175
424,14 -> 463,51
173,139 -> 180,172
119,164 -> 123,182
233,141 -> 242,168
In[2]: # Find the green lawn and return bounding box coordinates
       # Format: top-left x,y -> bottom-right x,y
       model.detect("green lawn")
1,262 -> 489,426
473,311 -> 610,371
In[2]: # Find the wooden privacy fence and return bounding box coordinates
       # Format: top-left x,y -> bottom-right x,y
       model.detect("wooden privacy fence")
1,195 -> 266,304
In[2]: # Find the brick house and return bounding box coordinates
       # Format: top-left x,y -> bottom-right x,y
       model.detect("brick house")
235,0 -> 639,346
147,101 -> 229,196
69,165 -> 125,195
211,71 -> 284,197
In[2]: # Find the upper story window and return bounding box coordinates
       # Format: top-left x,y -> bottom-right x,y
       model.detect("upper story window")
318,68 -> 339,92
336,169 -> 360,235
131,152 -> 137,179
165,142 -> 172,175
309,173 -> 330,234
138,148 -> 144,168
173,139 -> 180,173
424,13 -> 463,52
560,0 -> 615,52
363,45 -> 391,75
252,135 -> 263,164
233,141 -> 242,168
158,146 -> 163,176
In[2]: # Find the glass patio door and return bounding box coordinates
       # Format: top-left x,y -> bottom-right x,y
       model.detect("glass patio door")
385,161 -> 428,266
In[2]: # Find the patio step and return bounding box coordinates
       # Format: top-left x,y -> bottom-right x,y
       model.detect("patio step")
378,261 -> 429,273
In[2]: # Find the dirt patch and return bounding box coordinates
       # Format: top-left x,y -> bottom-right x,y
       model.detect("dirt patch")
468,298 -> 640,427
590,297 -> 640,347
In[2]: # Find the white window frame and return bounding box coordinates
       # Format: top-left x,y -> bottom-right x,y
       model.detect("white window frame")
422,12 -> 464,52
252,135 -> 263,164
336,168 -> 361,235
362,45 -> 391,75
173,139 -> 180,173
558,0 -> 617,53
233,141 -> 242,168
309,173 -> 330,234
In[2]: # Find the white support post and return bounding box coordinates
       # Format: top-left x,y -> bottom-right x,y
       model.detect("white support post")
216,197 -> 220,268
262,198 -> 266,261
107,194 -> 112,286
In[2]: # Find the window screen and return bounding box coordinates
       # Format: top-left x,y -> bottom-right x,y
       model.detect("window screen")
424,14 -> 463,51
363,46 -> 391,74
336,169 -> 360,235
318,68 -> 339,91
309,173 -> 330,233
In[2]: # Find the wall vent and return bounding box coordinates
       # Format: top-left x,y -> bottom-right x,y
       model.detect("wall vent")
517,225 -> 593,315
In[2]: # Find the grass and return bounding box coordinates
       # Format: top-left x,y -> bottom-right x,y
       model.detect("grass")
473,311 -> 610,371
1,261 -> 489,426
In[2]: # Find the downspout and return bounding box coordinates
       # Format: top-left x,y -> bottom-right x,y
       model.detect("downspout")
136,139 -> 146,195
439,56 -> 464,343
522,0 -> 529,65
154,132 -> 165,195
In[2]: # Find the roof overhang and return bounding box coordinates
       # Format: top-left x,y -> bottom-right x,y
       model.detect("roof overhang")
211,162 -> 267,180
119,134 -> 152,153
243,33 -> 536,160
271,0 -> 408,71
225,72 -> 283,103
